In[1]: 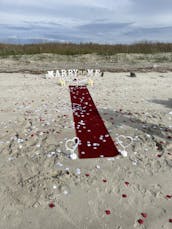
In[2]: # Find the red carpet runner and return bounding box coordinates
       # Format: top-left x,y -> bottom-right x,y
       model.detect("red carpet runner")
69,86 -> 119,159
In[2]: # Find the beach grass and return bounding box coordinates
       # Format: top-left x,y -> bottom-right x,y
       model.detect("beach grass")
1,42 -> 172,57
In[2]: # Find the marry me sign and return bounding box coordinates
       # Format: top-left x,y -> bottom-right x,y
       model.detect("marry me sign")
45,69 -> 102,86
45,69 -> 101,78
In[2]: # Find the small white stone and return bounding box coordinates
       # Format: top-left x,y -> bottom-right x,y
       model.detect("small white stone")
120,150 -> 128,157
70,153 -> 77,160
107,158 -> 115,161
56,162 -> 63,167
8,157 -> 14,161
132,160 -> 137,165
76,168 -> 81,174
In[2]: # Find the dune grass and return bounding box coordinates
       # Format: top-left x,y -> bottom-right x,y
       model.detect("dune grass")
0,42 -> 172,57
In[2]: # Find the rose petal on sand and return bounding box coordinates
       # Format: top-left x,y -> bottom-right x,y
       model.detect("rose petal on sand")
138,219 -> 144,224
49,203 -> 55,208
105,210 -> 111,215
124,182 -> 129,186
122,194 -> 127,198
141,213 -> 148,218
165,195 -> 172,199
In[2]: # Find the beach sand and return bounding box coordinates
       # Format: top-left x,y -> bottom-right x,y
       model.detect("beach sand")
0,71 -> 172,229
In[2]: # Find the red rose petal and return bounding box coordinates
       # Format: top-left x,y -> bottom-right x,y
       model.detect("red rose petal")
122,194 -> 127,198
138,219 -> 144,224
125,182 -> 129,186
85,173 -> 90,177
49,203 -> 55,208
105,210 -> 111,215
169,219 -> 172,223
141,213 -> 148,218
166,195 -> 172,199
102,179 -> 107,183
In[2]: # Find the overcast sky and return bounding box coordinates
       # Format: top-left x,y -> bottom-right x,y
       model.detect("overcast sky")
0,0 -> 172,44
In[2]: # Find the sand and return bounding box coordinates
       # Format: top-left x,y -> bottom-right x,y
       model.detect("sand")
0,71 -> 172,229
